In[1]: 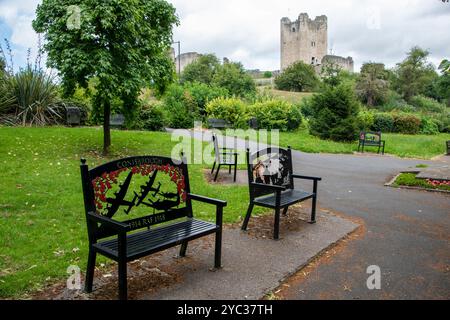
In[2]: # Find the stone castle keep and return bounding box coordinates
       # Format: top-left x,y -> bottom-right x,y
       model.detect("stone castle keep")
281,13 -> 354,72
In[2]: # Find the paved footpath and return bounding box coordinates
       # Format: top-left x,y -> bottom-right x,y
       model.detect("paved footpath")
180,129 -> 450,300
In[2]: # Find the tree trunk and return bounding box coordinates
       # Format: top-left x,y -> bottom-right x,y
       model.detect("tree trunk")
103,99 -> 111,156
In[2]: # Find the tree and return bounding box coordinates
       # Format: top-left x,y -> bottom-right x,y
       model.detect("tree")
263,71 -> 272,78
356,62 -> 389,107
33,0 -> 178,154
180,54 -> 220,85
393,46 -> 438,102
275,61 -> 319,92
309,82 -> 360,142
212,62 -> 256,98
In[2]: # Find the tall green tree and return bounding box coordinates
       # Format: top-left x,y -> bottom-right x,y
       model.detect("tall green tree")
356,62 -> 389,107
212,62 -> 256,98
275,61 -> 319,92
33,0 -> 178,154
180,54 -> 220,85
393,46 -> 437,102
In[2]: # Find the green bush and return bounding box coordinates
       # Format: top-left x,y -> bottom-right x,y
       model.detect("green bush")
180,54 -> 220,85
275,61 -> 319,92
420,117 -> 439,135
357,110 -> 375,131
212,62 -> 257,98
184,82 -> 228,115
372,112 -> 394,132
163,84 -> 200,129
205,97 -> 248,128
249,99 -> 302,131
409,95 -> 446,113
309,83 -> 360,141
392,113 -> 421,134
135,102 -> 166,131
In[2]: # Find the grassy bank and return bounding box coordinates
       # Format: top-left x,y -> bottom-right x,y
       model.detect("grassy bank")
0,126 -> 260,298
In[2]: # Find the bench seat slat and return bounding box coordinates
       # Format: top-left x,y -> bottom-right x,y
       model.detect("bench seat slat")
254,189 -> 314,209
93,219 -> 218,261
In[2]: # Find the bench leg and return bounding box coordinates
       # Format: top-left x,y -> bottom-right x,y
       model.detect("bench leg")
118,259 -> 127,300
282,207 -> 289,216
214,229 -> 222,269
274,208 -> 281,240
211,161 -> 216,174
214,164 -> 221,182
241,203 -> 254,231
310,195 -> 317,224
229,165 -> 231,174
179,241 -> 188,257
84,247 -> 96,293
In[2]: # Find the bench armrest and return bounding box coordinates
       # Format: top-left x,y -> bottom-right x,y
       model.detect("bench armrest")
292,175 -> 322,182
188,193 -> 227,228
188,193 -> 227,208
87,211 -> 128,232
221,151 -> 239,156
250,182 -> 286,192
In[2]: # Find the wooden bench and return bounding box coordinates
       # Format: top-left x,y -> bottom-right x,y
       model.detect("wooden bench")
208,118 -> 230,130
358,131 -> 385,155
211,133 -> 239,182
241,147 -> 321,240
80,155 -> 226,300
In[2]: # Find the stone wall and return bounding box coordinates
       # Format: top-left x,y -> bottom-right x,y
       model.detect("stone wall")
321,55 -> 354,73
174,52 -> 202,74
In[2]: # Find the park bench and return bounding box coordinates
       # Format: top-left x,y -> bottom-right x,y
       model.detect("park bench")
208,118 -> 230,130
358,131 -> 385,155
242,147 -> 321,240
110,114 -> 125,129
80,155 -> 226,300
248,117 -> 258,129
211,133 -> 239,182
65,106 -> 81,126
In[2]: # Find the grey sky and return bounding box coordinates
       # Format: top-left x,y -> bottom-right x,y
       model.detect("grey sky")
1,0 -> 449,72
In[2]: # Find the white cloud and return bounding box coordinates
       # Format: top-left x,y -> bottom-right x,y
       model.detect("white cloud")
1,0 -> 449,72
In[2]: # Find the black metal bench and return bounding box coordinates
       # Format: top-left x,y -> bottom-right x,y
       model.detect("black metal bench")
211,133 -> 238,182
110,114 -> 125,129
242,147 -> 321,240
208,118 -> 230,130
80,155 -> 226,300
358,131 -> 385,155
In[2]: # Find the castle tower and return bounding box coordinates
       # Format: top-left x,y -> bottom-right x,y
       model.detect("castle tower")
280,13 -> 328,70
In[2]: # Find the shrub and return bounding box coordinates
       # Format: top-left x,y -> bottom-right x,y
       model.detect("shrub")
409,95 -> 446,113
372,113 -> 394,132
275,61 -> 319,92
420,117 -> 439,135
180,54 -> 220,85
184,82 -> 228,115
298,96 -> 314,118
212,62 -> 257,98
309,83 -> 360,142
249,99 -> 302,131
205,97 -> 248,129
135,102 -> 166,131
163,84 -> 200,129
392,113 -> 421,134
357,110 -> 375,131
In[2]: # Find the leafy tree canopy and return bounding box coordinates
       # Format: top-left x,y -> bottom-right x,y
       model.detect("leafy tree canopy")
212,62 -> 256,98
393,46 -> 438,101
33,0 -> 178,153
180,54 -> 220,85
275,61 -> 319,92
356,62 -> 389,107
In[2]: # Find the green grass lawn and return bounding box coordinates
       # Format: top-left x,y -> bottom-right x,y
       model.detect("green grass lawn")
0,126 -> 264,298
258,87 -> 314,104
236,128 -> 450,159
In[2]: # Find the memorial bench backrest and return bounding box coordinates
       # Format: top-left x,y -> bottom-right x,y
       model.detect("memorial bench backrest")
80,156 -> 192,240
